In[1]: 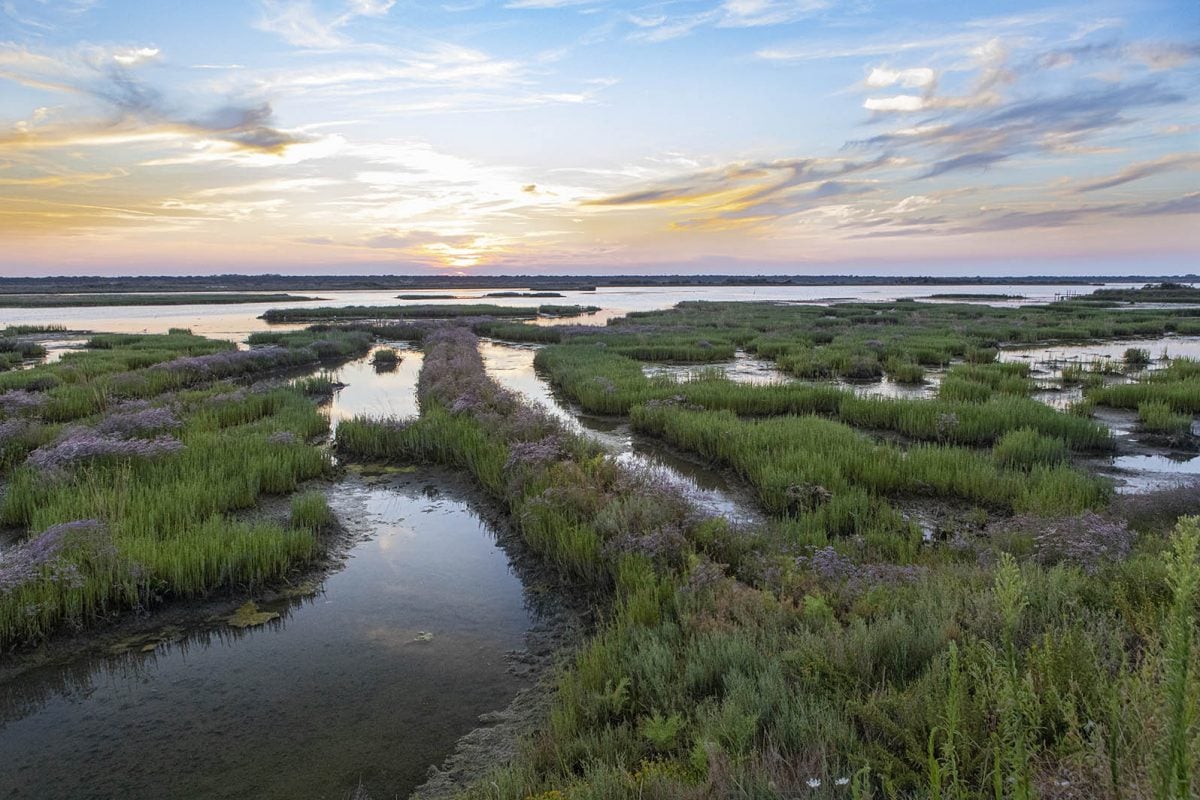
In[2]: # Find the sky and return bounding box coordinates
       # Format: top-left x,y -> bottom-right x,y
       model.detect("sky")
0,0 -> 1198,277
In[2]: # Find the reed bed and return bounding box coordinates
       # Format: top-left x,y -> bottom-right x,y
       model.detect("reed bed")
632,404 -> 1108,516
535,344 -> 1115,451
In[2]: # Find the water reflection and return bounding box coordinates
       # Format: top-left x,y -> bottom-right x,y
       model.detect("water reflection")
326,344 -> 424,429
0,478 -> 532,800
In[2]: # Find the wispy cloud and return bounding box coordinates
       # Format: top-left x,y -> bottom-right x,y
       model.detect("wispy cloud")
1075,153 -> 1200,193
254,0 -> 398,49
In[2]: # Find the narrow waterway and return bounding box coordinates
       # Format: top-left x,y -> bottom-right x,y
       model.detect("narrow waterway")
0,476 -> 533,799
479,341 -> 762,525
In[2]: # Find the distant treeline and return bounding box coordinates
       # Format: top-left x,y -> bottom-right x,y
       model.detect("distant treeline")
0,293 -> 319,308
2,273 -> 1197,295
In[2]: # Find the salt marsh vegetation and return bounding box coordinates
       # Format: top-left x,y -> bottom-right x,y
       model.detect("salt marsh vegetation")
4,284 -> 1200,798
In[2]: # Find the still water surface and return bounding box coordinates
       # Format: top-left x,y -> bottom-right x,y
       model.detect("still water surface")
2,283 -> 1140,343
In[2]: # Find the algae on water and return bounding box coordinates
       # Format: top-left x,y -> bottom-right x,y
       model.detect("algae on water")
227,602 -> 280,629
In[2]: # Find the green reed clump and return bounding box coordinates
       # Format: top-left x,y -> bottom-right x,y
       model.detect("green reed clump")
1092,380 -> 1200,414
939,375 -> 994,403
538,304 -> 601,316
992,428 -> 1069,470
472,320 -> 563,343
291,371 -> 340,397
939,363 -> 1033,403
1,324 -> 67,335
632,404 -> 1108,516
1138,401 -> 1194,438
1125,347 -> 1152,368
290,491 -> 336,531
886,357 -> 926,384
370,348 -> 400,367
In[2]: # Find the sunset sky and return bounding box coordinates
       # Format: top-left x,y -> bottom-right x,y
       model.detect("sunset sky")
1,0 -> 1197,276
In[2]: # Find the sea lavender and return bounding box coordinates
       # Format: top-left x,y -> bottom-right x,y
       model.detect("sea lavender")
504,435 -> 564,470
796,546 -> 858,583
0,389 -> 47,416
602,523 -> 689,565
795,546 -> 928,591
150,345 -> 298,381
0,520 -> 111,594
997,512 -> 1134,573
27,427 -> 184,473
96,406 -> 181,437
686,558 -> 727,593
0,417 -> 33,445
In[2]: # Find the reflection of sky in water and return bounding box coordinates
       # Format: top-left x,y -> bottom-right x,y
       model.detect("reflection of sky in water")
1001,336 -> 1200,377
1105,452 -> 1200,494
641,350 -> 790,385
0,481 -> 531,800
326,345 -> 423,430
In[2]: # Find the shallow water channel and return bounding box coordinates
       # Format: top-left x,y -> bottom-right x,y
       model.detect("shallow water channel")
479,341 -> 762,525
0,477 -> 532,799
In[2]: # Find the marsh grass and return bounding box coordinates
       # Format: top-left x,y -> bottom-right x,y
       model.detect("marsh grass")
0,329 -> 371,646
632,404 -> 1108,516
290,491 -> 336,531
1138,401 -> 1194,439
535,344 -> 1114,451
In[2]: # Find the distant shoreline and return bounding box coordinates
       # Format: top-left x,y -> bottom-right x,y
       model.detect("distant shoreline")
0,273 -> 1195,295
0,292 -> 320,307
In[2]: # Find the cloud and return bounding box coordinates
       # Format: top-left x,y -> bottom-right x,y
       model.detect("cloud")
865,67 -> 936,89
1120,192 -> 1200,217
922,152 -> 1008,178
506,0 -> 597,8
717,0 -> 830,28
111,47 -> 161,67
627,0 -> 829,42
1075,153 -> 1200,193
255,0 -> 399,49
346,0 -> 396,15
0,43 -> 308,155
864,95 -> 928,112
256,1 -> 350,48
